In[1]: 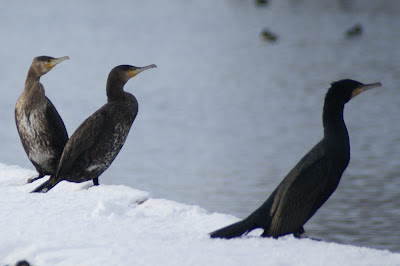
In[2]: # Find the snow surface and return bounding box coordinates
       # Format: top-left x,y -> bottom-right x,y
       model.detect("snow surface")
1,163 -> 399,266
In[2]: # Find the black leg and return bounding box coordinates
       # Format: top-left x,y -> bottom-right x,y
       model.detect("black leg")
27,173 -> 45,183
93,177 -> 99,186
293,227 -> 305,238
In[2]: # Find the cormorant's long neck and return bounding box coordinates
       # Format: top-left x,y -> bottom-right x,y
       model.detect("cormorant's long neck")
25,67 -> 41,90
322,91 -> 351,182
322,97 -> 349,150
19,67 -> 46,109
106,76 -> 127,101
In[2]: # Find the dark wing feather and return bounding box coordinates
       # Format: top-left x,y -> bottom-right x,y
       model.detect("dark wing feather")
45,97 -> 68,148
267,141 -> 328,237
55,107 -> 107,178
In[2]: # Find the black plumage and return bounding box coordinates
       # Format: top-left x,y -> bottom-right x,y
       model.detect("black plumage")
32,64 -> 157,193
15,56 -> 69,183
210,79 -> 382,239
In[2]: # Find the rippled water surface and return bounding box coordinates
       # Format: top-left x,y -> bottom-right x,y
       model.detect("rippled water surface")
0,0 -> 399,252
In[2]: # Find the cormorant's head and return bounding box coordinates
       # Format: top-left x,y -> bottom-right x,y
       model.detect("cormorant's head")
110,64 -> 157,84
106,64 -> 157,100
328,79 -> 382,104
32,56 -> 69,76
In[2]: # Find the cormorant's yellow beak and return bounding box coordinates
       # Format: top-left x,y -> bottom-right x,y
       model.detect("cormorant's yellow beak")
351,82 -> 382,98
129,64 -> 157,77
46,56 -> 70,69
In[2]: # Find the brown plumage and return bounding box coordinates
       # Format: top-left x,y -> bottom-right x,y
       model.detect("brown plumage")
15,56 -> 69,183
32,64 -> 157,193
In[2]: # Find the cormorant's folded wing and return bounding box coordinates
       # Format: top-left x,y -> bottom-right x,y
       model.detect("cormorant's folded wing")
55,108 -> 107,176
45,97 -> 69,148
267,141 -> 328,237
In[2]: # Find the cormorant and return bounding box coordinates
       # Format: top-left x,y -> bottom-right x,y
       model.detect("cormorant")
15,56 -> 69,183
32,64 -> 157,193
210,79 -> 382,239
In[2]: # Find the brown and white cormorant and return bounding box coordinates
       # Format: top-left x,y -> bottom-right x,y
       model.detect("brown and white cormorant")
15,56 -> 69,183
32,64 -> 157,193
210,79 -> 382,239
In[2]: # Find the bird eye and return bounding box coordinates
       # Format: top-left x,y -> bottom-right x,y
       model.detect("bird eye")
47,59 -> 51,63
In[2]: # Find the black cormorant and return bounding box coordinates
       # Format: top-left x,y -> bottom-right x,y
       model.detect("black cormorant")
15,56 -> 69,183
210,79 -> 382,239
32,64 -> 157,193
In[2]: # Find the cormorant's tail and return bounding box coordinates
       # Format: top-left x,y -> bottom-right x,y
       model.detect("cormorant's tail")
210,218 -> 257,239
31,178 -> 56,193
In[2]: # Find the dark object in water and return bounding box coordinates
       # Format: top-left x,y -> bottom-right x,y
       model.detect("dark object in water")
255,0 -> 269,7
345,23 -> 363,38
260,29 -> 278,42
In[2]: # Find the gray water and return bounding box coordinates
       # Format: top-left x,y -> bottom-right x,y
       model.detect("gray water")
0,0 -> 399,252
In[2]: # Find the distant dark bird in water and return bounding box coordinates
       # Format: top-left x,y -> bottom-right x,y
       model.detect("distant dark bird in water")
15,56 -> 69,183
255,0 -> 269,7
345,23 -> 363,38
260,29 -> 278,42
32,64 -> 157,193
210,79 -> 382,239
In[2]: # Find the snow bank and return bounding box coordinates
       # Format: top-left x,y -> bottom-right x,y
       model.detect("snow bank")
0,163 -> 398,266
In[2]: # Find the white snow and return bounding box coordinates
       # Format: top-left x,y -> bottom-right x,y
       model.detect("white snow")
0,163 -> 399,266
